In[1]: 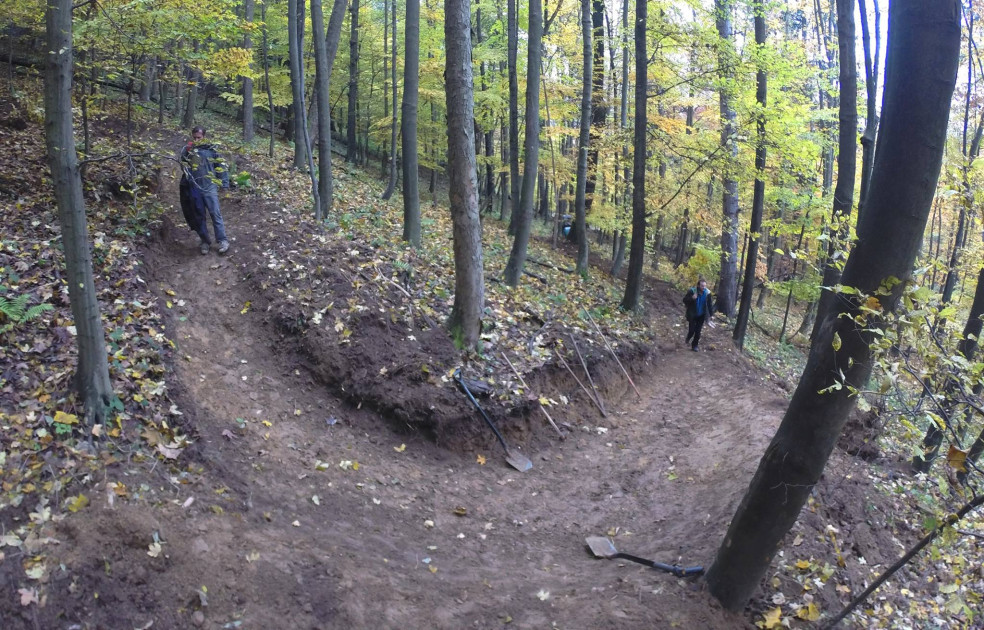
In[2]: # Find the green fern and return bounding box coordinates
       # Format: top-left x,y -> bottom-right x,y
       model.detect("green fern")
0,294 -> 54,334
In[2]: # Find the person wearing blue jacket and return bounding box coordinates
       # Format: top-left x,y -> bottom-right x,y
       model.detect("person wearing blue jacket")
180,126 -> 231,255
683,277 -> 714,351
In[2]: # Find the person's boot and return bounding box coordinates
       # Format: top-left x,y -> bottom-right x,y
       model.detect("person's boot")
200,241 -> 210,255
218,240 -> 229,255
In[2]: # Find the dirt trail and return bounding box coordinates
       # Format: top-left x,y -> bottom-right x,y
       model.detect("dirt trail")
35,187 -> 797,630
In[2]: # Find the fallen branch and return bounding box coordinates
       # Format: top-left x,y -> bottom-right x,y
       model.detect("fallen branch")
528,257 -> 574,273
501,352 -> 564,438
557,353 -> 606,418
569,334 -> 606,416
821,493 -> 984,629
582,308 -> 642,399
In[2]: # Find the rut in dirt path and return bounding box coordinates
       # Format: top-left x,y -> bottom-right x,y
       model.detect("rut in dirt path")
44,187 -> 793,629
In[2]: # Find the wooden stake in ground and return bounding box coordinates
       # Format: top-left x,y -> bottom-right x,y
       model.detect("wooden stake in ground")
501,351 -> 563,438
558,353 -> 606,418
569,334 -> 606,416
582,308 -> 642,399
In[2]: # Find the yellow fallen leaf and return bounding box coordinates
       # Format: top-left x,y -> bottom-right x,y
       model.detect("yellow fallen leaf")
796,602 -> 820,621
429,565 -> 438,573
261,420 -> 273,427
66,494 -> 89,513
165,289 -> 176,296
241,301 -> 251,315
53,411 -> 78,425
795,559 -> 812,570
831,332 -> 842,352
394,443 -> 406,453
477,454 -> 487,465
760,606 -> 782,629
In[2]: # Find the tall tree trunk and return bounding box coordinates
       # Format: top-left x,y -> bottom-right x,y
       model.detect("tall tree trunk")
243,0 -> 255,142
507,0 -> 520,232
346,0 -> 360,162
573,0 -> 592,276
503,0 -> 542,286
262,2 -> 276,157
856,0 -> 880,221
579,0 -> 606,247
715,0 -> 740,317
733,0 -> 769,351
444,0 -> 484,350
381,0 -> 399,199
288,0 -> 308,169
704,0 -> 960,610
311,0 -> 349,220
620,0 -> 647,310
812,0 -> 860,339
401,0 -> 420,246
44,0 -> 114,426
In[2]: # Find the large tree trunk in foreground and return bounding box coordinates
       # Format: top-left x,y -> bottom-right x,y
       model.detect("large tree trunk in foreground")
715,0 -> 740,317
444,0 -> 484,350
401,0 -> 420,246
705,0 -> 960,610
619,0 -> 646,310
812,0 -> 859,339
45,0 -> 114,426
503,0 -> 542,286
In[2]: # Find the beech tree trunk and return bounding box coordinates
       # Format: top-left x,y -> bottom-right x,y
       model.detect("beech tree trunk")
572,0 -> 592,276
444,0 -> 484,350
346,0 -> 360,162
503,0 -> 542,287
704,0 -> 960,610
812,0 -> 859,338
262,2 -> 275,157
733,0 -> 769,350
243,0 -> 255,142
507,0 -> 520,232
381,0 -> 399,200
715,0 -> 740,317
620,0 -> 646,310
44,0 -> 114,426
288,0 -> 308,169
401,0 -> 420,246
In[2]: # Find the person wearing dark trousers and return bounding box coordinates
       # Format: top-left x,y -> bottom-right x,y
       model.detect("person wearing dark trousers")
683,277 -> 714,351
180,126 -> 231,255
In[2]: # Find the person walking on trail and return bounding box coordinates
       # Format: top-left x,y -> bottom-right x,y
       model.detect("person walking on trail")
180,126 -> 231,255
683,277 -> 714,352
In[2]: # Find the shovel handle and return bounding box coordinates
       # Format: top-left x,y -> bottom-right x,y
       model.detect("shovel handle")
454,369 -> 510,453
615,553 -> 705,578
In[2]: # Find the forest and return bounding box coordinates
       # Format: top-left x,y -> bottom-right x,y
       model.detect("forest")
1,0 -> 983,626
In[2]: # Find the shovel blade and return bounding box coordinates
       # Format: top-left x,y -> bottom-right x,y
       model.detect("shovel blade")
505,448 -> 533,472
585,536 -> 619,559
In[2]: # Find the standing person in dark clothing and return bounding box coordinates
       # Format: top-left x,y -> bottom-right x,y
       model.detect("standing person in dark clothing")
683,277 -> 714,351
180,126 -> 231,255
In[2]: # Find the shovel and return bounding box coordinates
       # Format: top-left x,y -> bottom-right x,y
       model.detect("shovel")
585,536 -> 704,578
454,369 -> 533,472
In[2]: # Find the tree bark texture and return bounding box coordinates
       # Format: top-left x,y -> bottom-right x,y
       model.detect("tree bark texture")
733,0 -> 769,350
346,0 -> 360,162
507,0 -> 520,232
503,0 -> 542,287
573,0 -> 592,276
812,0 -> 859,339
243,0 -> 255,142
44,0 -> 114,425
444,0 -> 484,350
715,0 -> 740,317
705,0 -> 960,610
401,0 -> 420,246
381,0 -> 399,200
288,0 -> 308,169
620,0 -> 647,310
